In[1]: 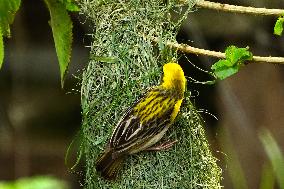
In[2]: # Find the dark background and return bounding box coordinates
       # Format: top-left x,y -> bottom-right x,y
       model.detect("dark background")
0,0 -> 284,188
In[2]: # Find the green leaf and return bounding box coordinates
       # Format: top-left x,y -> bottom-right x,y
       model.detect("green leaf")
219,127 -> 248,189
211,45 -> 253,80
259,163 -> 275,189
225,46 -> 253,65
58,0 -> 80,12
0,0 -> 21,38
65,3 -> 80,12
0,28 -> 4,69
211,60 -> 239,80
44,0 -> 73,87
274,17 -> 284,36
259,129 -> 284,189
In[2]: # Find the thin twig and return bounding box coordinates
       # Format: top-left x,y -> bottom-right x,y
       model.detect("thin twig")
157,39 -> 284,64
192,0 -> 284,16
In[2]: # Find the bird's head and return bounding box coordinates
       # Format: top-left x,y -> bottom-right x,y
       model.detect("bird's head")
161,62 -> 186,95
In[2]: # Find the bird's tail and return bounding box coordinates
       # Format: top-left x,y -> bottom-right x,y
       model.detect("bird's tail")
96,149 -> 124,180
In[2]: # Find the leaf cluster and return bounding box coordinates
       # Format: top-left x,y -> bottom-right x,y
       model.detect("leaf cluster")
211,46 -> 253,80
0,0 -> 79,86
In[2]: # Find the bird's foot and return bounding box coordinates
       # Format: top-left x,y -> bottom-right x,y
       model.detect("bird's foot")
146,140 -> 178,151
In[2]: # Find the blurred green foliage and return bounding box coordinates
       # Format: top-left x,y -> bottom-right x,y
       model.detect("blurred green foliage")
219,127 -> 248,189
0,176 -> 68,189
259,129 -> 284,189
259,163 -> 275,189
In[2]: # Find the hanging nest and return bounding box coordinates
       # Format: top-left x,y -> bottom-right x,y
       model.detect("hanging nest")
78,0 -> 222,188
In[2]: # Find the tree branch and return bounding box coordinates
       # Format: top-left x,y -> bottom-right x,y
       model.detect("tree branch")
161,39 -> 284,64
192,0 -> 284,16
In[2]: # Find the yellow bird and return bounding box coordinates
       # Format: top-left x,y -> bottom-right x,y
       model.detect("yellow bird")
96,62 -> 186,180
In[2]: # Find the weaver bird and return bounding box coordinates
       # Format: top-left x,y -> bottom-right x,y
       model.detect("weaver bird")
96,62 -> 186,180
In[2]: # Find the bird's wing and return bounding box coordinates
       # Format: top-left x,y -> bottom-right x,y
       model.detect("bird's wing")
109,88 -> 176,154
